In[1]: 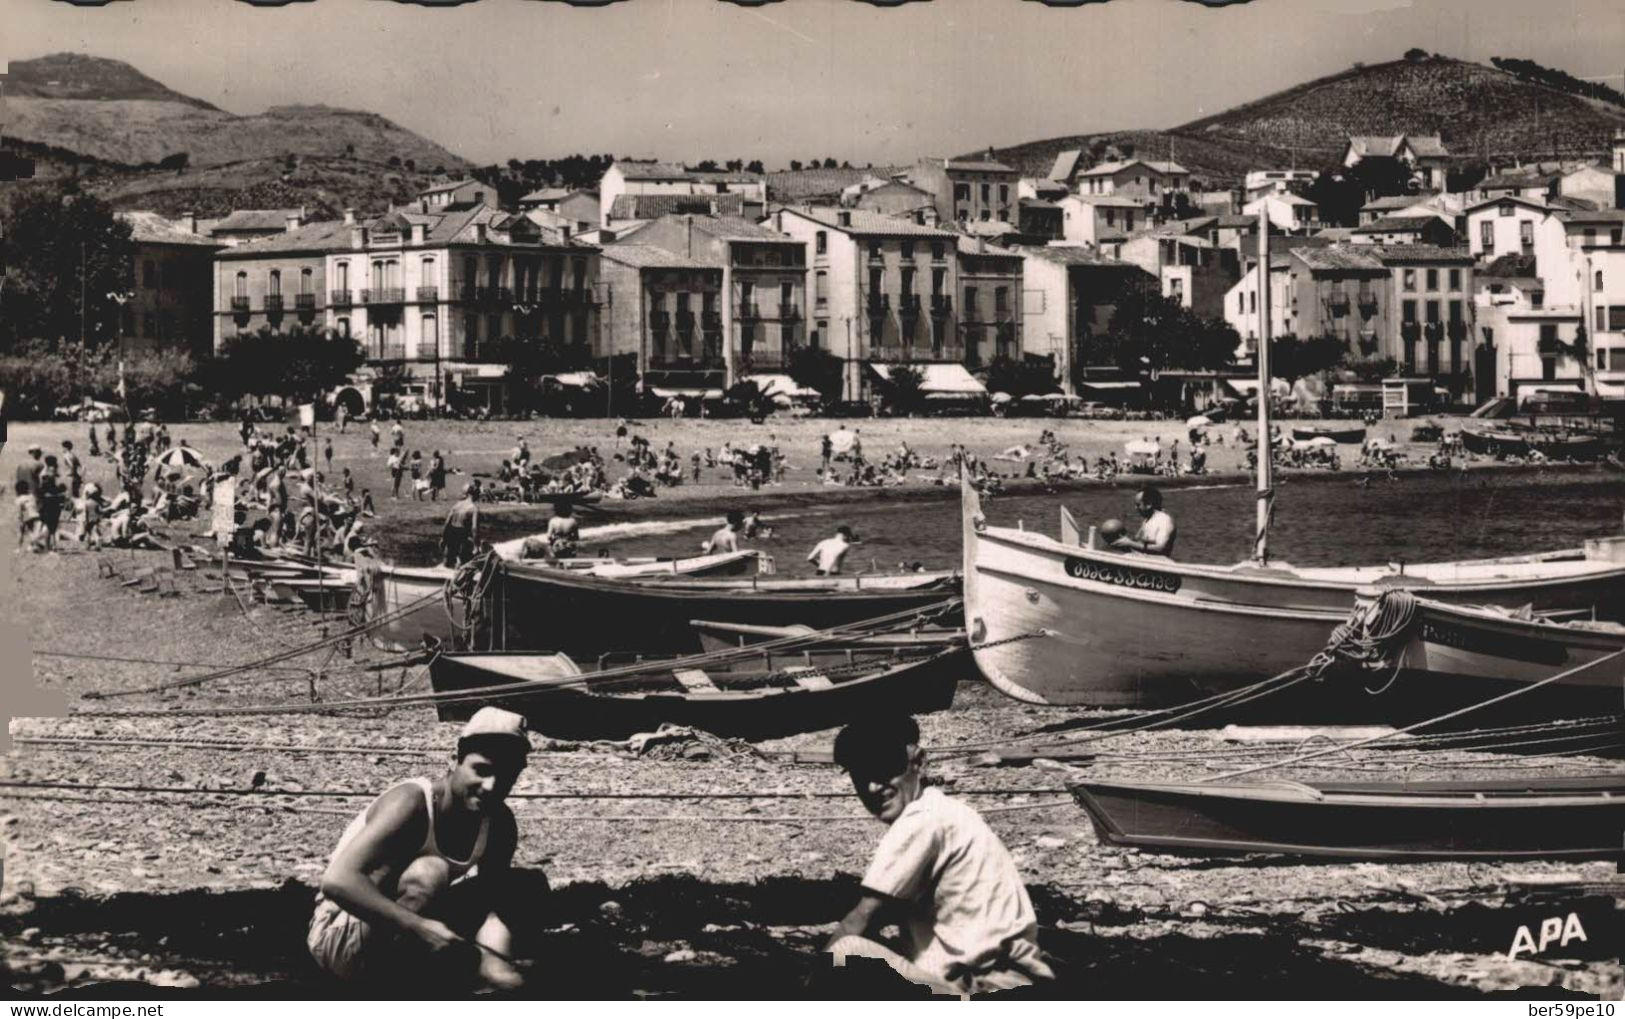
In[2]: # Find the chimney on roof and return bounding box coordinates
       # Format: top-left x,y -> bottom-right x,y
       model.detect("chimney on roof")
181,211 -> 196,234
837,210 -> 851,227
343,208 -> 356,226
285,213 -> 302,234
351,226 -> 368,249
411,222 -> 426,246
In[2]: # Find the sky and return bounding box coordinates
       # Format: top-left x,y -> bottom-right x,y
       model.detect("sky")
4,0 -> 1625,169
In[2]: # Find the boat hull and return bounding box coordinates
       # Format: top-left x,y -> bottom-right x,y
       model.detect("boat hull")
480,563 -> 963,656
427,648 -> 964,740
962,485 -> 1625,706
1291,426 -> 1365,444
1071,777 -> 1625,860
1362,599 -> 1625,715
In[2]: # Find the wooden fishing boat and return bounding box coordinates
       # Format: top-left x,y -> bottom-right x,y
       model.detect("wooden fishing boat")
1528,431 -> 1611,461
353,550 -> 770,651
1291,425 -> 1365,444
1070,775 -> 1625,860
962,482 -> 1625,707
426,645 -> 965,740
1460,427 -> 1530,458
472,559 -> 962,656
691,618 -> 965,658
278,577 -> 354,613
1320,589 -> 1625,717
963,212 -> 1625,708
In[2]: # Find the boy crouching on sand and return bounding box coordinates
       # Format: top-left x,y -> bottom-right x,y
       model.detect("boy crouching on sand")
308,707 -> 537,991
826,715 -> 1054,996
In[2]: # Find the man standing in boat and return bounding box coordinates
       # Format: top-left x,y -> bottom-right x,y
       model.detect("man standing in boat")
1110,486 -> 1176,557
307,706 -> 535,991
544,497 -> 580,560
823,715 -> 1053,996
441,483 -> 480,568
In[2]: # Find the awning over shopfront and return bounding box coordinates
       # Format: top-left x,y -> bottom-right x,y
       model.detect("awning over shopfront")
869,362 -> 989,396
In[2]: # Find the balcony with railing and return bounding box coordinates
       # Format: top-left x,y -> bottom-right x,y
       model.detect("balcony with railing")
779,303 -> 801,321
329,290 -> 353,308
416,286 -> 440,303
263,294 -> 284,313
930,293 -> 952,316
1357,292 -> 1378,317
649,349 -> 726,371
738,301 -> 760,320
676,310 -> 696,331
294,293 -> 317,311
229,296 -> 251,314
650,310 -> 671,331
362,288 -> 406,305
376,344 -> 408,361
1327,293 -> 1350,316
702,310 -> 723,330
898,294 -> 921,317
866,293 -> 890,317
735,347 -> 789,371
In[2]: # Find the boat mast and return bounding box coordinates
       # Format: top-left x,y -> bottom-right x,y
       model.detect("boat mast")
1254,206 -> 1273,563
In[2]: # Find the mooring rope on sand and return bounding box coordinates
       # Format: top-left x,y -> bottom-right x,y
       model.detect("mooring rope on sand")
1203,648 -> 1625,782
68,598 -> 968,718
73,588 -> 446,701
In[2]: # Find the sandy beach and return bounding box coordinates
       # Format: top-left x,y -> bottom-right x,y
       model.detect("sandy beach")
2,416 -> 1620,997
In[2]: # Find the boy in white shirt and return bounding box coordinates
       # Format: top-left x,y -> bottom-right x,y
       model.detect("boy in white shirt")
825,715 -> 1054,996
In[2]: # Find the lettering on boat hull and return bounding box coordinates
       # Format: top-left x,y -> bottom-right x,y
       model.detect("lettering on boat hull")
1063,556 -> 1183,595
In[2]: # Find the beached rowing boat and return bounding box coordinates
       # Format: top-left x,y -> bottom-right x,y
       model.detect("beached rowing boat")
426,645 -> 965,740
691,618 -> 965,658
471,559 -> 962,656
1069,775 -> 1625,860
1290,425 -> 1365,444
354,550 -> 770,651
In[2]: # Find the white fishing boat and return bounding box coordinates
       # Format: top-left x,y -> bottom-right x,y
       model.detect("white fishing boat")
961,209 -> 1625,707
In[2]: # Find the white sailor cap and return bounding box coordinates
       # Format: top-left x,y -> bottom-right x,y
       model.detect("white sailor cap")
459,706 -> 530,751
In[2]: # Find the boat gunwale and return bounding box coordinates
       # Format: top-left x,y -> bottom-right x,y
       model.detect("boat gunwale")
976,524 -> 1624,596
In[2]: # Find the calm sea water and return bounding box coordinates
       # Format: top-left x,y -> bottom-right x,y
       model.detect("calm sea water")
595,469 -> 1625,573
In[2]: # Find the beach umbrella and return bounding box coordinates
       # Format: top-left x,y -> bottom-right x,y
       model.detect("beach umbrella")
1186,414 -> 1212,428
828,429 -> 858,455
1124,439 -> 1159,456
153,446 -> 207,470
989,392 -> 1014,405
1295,436 -> 1337,450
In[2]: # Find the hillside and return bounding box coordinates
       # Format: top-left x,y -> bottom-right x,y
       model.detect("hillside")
1,54 -> 469,174
85,155 -> 452,219
3,52 -> 219,110
1177,56 -> 1625,163
767,165 -> 906,203
981,55 -> 1625,188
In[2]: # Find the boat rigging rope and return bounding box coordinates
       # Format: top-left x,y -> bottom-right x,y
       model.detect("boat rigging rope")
78,588 -> 445,700
68,599 -> 968,718
1202,647 -> 1625,782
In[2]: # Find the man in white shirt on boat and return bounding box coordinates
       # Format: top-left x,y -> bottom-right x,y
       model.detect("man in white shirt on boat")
307,707 -> 535,991
823,715 -> 1054,996
807,525 -> 854,575
1111,485 -> 1176,557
